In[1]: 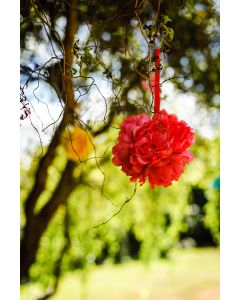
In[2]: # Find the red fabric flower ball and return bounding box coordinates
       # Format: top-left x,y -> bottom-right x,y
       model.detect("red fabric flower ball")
112,109 -> 195,188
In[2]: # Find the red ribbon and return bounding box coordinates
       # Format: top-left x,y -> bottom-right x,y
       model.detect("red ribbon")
154,48 -> 160,117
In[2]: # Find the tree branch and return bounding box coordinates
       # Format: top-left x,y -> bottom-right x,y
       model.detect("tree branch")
20,160 -> 76,281
23,0 -> 78,225
38,160 -> 77,222
21,0 -> 79,280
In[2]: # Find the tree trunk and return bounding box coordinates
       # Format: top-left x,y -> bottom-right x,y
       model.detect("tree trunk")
21,160 -> 77,281
20,0 -> 78,281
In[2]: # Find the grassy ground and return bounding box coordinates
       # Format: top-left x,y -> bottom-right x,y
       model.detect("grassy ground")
21,248 -> 219,300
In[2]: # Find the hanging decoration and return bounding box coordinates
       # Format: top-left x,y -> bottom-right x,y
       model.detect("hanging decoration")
112,48 -> 195,188
62,127 -> 94,162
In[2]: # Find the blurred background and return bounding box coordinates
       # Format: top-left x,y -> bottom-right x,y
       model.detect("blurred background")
20,0 -> 220,299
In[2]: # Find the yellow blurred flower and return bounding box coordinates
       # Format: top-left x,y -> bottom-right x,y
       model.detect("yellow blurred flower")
62,127 -> 94,161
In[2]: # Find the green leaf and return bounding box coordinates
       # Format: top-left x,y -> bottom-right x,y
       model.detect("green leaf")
167,28 -> 174,41
163,24 -> 174,41
71,68 -> 78,75
162,15 -> 172,24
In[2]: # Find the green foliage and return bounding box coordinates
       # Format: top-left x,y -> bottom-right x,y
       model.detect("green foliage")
21,0 -> 219,107
29,206 -> 66,288
21,124 -> 220,286
161,15 -> 174,46
204,189 -> 220,244
185,136 -> 220,245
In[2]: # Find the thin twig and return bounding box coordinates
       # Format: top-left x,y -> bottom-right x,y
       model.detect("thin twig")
92,183 -> 137,229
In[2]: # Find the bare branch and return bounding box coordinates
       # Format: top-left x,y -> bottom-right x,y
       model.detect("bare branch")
92,183 -> 137,229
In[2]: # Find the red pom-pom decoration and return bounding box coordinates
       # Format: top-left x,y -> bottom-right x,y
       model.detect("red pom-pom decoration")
112,48 -> 195,188
112,110 -> 194,188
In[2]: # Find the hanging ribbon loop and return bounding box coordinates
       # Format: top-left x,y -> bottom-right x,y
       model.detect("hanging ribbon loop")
154,48 -> 161,117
